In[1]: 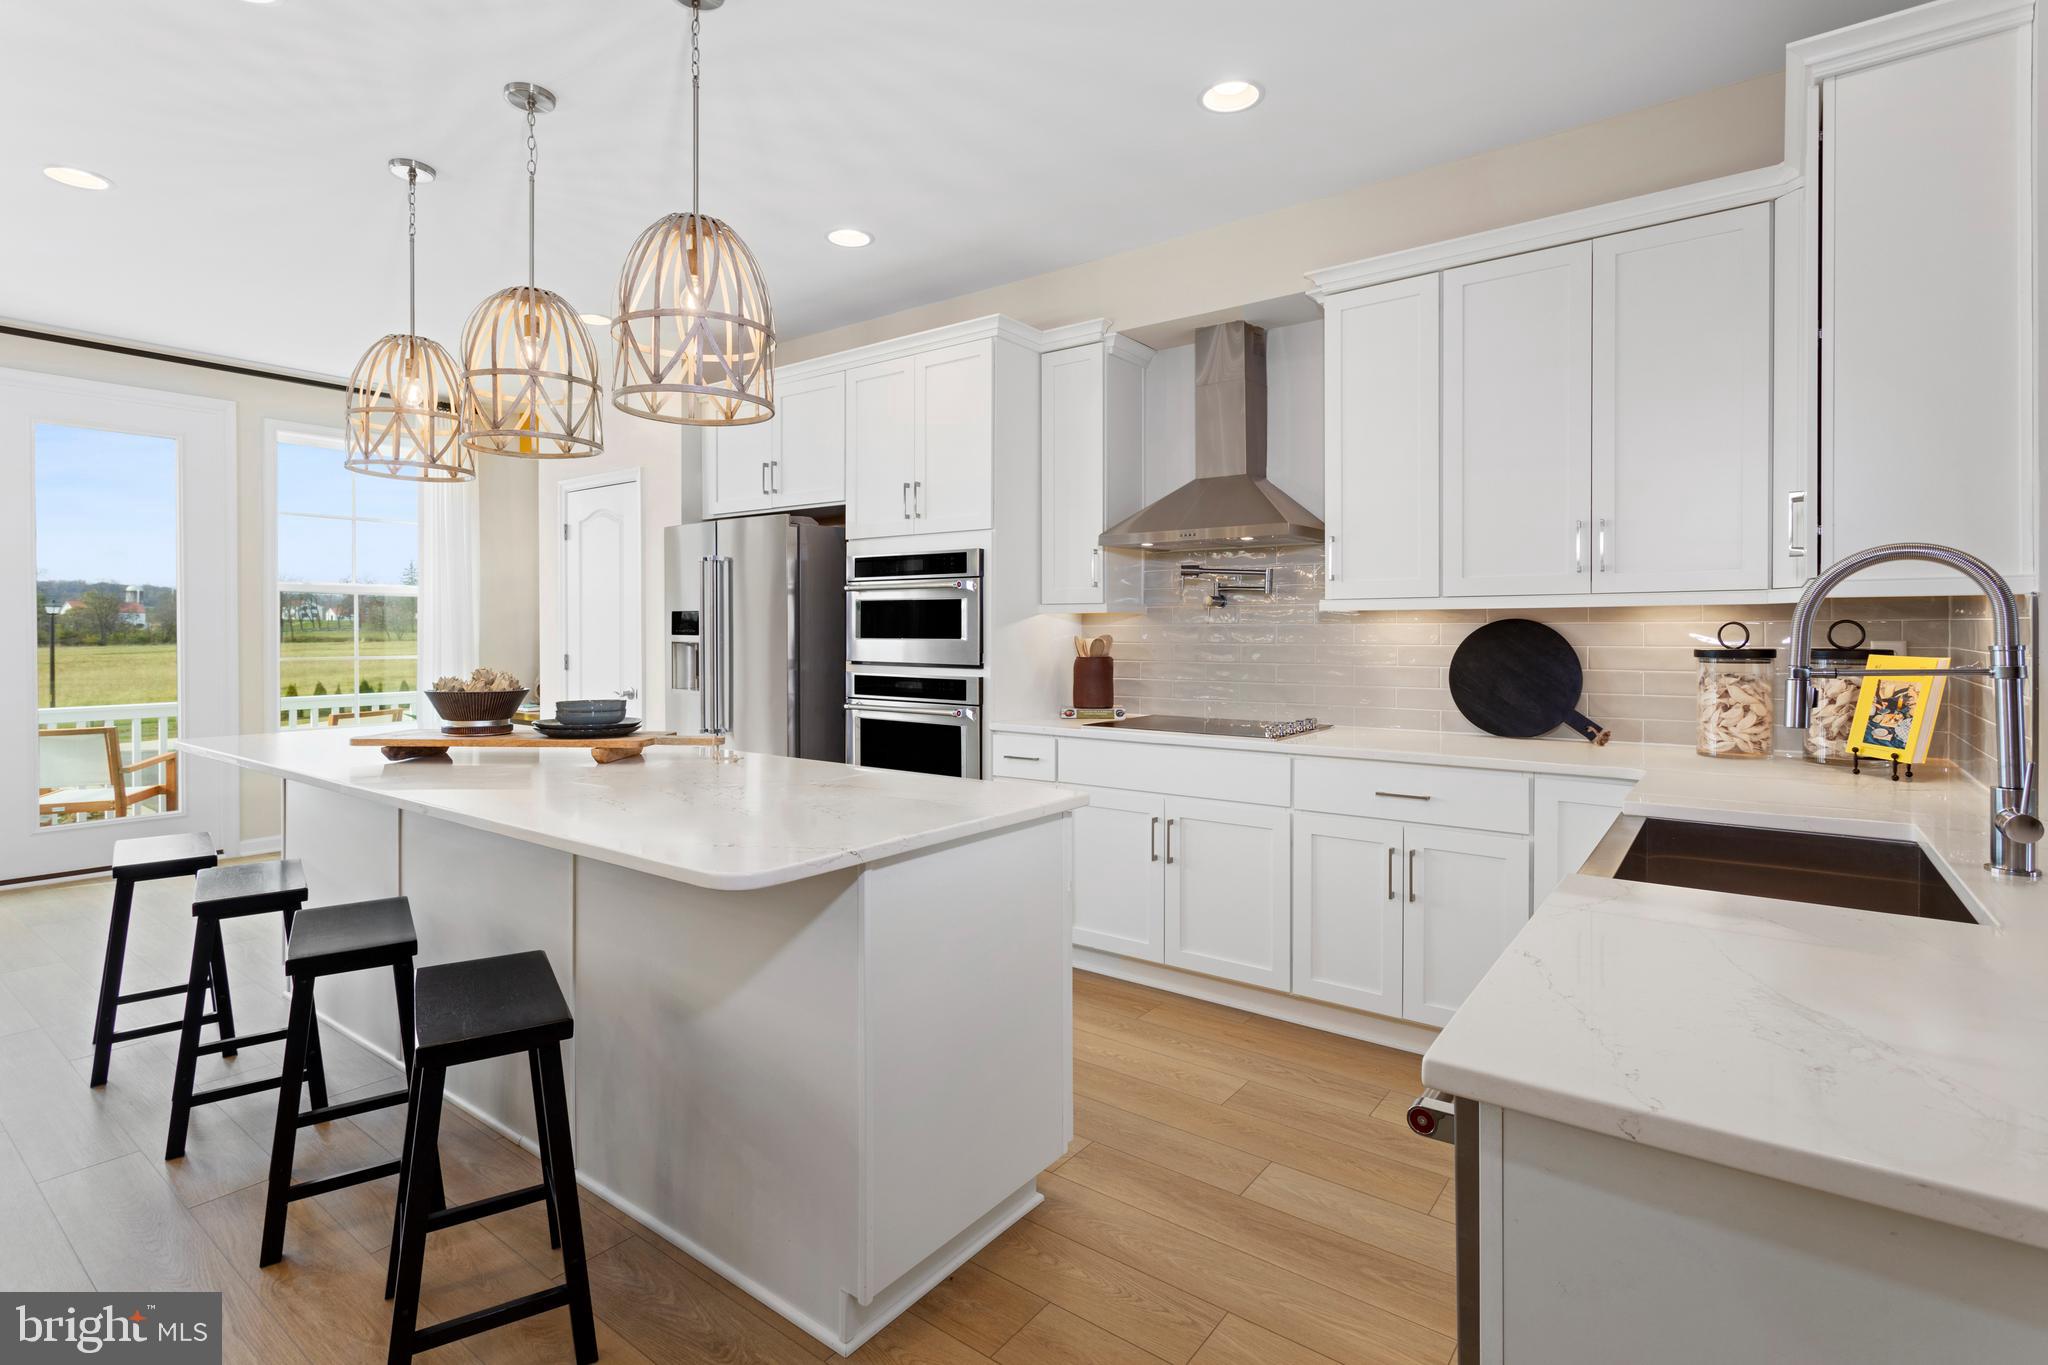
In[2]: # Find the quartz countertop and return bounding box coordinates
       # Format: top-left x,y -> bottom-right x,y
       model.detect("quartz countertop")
180,730 -> 1085,892
1004,715 -> 2048,1248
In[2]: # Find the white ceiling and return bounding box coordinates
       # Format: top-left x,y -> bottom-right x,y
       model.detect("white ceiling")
7,0 -> 1913,379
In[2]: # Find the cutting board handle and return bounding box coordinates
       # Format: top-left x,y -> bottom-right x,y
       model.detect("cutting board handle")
1565,710 -> 1612,746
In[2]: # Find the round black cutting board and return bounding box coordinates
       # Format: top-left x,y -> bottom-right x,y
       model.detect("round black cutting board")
1448,619 -> 1612,745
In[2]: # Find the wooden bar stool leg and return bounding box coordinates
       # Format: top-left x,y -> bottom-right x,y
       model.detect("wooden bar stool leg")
164,917 -> 219,1159
87,878 -> 135,1087
527,1049 -> 561,1251
386,1064 -> 445,1364
258,970 -> 318,1266
536,1045 -> 597,1364
208,928 -> 237,1059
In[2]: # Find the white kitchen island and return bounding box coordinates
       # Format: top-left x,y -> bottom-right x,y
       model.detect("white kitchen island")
179,729 -> 1083,1356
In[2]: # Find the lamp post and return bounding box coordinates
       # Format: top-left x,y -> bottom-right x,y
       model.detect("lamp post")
41,602 -> 61,709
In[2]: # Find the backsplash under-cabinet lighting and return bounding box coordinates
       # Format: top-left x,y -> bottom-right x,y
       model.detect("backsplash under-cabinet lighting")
1079,545 -> 2033,783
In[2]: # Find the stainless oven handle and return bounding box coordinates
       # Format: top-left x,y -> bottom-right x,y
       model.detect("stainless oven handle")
843,701 -> 978,722
843,577 -> 982,592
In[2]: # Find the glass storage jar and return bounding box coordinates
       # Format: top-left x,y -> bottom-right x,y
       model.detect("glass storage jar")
1696,622 -> 1777,759
1803,619 -> 1890,764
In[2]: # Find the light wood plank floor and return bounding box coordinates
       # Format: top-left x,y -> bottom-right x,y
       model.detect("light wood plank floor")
0,868 -> 1457,1364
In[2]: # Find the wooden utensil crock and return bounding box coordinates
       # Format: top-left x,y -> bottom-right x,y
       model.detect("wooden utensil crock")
1073,656 -> 1115,709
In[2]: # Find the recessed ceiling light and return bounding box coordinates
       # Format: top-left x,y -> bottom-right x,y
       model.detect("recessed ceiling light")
43,166 -> 111,191
827,227 -> 873,248
577,314 -> 612,327
1200,80 -> 1262,114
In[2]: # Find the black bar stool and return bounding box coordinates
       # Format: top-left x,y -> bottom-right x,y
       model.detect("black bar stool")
384,950 -> 595,1365
260,896 -> 423,1266
89,833 -> 220,1088
164,859 -> 318,1160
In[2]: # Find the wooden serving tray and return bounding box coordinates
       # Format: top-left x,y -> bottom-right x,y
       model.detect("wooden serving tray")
351,728 -> 721,764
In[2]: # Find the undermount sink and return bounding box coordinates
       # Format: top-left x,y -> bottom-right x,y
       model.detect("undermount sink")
1613,819 -> 1977,924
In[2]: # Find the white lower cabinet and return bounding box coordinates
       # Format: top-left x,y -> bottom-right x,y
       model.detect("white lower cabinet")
1163,797 -> 1291,991
1533,775 -> 1632,898
1401,825 -> 1532,1028
1292,811 -> 1531,1026
1291,813 -> 1403,1014
1071,788 -> 1165,961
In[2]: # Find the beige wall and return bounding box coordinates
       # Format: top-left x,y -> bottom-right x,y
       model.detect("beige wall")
782,73 -> 1784,363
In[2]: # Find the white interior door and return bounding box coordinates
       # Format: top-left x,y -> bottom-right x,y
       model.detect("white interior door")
1592,204 -> 1772,594
0,369 -> 237,879
560,474 -> 641,708
1441,242 -> 1593,597
1163,796 -> 1290,990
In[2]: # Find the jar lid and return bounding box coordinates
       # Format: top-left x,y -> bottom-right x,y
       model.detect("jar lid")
1695,620 -> 1776,662
1810,618 -> 1892,662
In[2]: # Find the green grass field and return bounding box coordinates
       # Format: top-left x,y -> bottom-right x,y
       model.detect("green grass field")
38,632 -> 416,709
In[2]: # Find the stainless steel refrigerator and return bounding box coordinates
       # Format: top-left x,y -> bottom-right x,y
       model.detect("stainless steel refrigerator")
663,515 -> 847,760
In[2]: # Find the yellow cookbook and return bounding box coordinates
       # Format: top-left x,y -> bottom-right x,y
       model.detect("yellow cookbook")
1845,655 -> 1949,764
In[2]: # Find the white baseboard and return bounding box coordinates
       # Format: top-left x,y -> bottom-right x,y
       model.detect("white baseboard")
1074,947 -> 1440,1056
236,835 -> 282,858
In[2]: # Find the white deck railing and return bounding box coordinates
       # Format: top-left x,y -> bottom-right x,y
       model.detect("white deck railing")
276,691 -> 419,729
37,701 -> 180,766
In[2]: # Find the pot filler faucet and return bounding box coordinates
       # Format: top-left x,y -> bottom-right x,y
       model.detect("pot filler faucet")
1785,542 -> 2042,878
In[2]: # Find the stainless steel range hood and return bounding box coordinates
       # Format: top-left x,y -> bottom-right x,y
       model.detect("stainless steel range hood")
1099,321 -> 1323,551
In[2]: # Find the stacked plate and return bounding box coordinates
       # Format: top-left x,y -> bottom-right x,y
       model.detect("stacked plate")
534,699 -> 640,740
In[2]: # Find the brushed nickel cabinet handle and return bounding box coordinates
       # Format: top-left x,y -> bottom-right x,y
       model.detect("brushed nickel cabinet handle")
1150,815 -> 1160,863
1375,791 -> 1432,801
1091,546 -> 1101,588
914,480 -> 923,517
902,482 -> 912,519
770,460 -> 780,494
1574,520 -> 1585,575
1002,754 -> 1041,762
1787,491 -> 1807,557
1407,848 -> 1418,903
761,462 -> 770,495
1597,518 -> 1610,573
1386,846 -> 1397,900
1164,818 -> 1175,865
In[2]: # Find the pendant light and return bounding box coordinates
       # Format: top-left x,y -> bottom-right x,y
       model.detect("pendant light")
343,159 -> 472,482
612,0 -> 775,426
460,83 -> 604,458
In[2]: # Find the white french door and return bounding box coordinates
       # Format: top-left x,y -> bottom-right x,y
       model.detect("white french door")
0,369 -> 237,880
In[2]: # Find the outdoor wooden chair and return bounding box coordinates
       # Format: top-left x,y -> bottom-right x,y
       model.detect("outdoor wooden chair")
38,726 -> 178,821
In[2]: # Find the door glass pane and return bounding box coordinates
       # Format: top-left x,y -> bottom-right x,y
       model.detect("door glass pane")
33,423 -> 180,825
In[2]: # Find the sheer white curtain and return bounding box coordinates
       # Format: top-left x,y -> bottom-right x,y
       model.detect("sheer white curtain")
416,477 -> 480,689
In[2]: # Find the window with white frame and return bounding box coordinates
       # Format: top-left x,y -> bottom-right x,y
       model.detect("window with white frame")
272,428 -> 420,728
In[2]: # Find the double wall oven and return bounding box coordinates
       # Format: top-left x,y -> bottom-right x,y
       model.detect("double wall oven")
845,548 -> 984,779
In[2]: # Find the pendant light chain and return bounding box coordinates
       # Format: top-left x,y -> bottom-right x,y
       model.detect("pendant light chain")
525,99 -> 539,287
690,0 -> 702,266
406,166 -> 418,339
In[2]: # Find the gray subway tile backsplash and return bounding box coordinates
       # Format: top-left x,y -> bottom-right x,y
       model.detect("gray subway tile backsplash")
1076,544 -> 2034,785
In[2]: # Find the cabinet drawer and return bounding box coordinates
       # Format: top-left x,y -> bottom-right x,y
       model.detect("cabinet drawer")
1293,757 -> 1530,834
991,733 -> 1057,781
1057,739 -> 1290,806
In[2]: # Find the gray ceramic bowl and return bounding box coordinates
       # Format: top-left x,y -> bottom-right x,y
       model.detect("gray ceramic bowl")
554,698 -> 627,723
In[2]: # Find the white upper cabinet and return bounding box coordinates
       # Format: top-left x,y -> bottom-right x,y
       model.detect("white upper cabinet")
1324,274 -> 1440,603
1817,18 -> 2034,593
845,356 -> 919,539
702,370 -> 847,518
1771,187 -> 1817,590
703,417 -> 778,517
909,340 -> 995,537
1591,204 -> 1772,594
771,370 -> 847,509
1441,241 -> 1593,597
1040,339 -> 1149,609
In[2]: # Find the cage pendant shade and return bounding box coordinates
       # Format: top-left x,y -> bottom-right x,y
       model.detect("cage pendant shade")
613,211 -> 776,425
459,284 -> 605,458
345,334 -> 473,480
